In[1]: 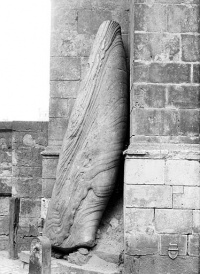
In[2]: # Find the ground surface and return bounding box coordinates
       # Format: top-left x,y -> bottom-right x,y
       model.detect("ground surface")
0,251 -> 28,274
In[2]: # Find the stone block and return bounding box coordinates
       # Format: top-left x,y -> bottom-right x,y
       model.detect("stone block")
19,217 -> 39,237
12,147 -> 44,167
139,255 -> 199,274
12,121 -> 48,133
134,4 -> 167,32
51,31 -> 95,57
49,98 -> 70,118
42,179 -> 56,198
20,198 -> 41,218
124,255 -> 139,274
0,177 -> 12,194
133,62 -> 191,83
134,33 -> 180,62
76,0 -> 130,11
166,160 -> 200,186
160,234 -> 187,256
135,0 -> 199,4
182,35 -> 200,62
12,178 -> 42,198
78,10 -> 112,34
131,84 -> 166,109
173,187 -> 200,209
126,185 -> 172,208
42,157 -> 58,179
125,159 -> 165,185
193,210 -> 200,233
131,109 -> 179,136
179,110 -> 200,136
17,234 -> 34,252
0,235 -> 8,251
167,85 -> 200,109
126,232 -> 159,255
81,57 -> 89,80
12,166 -> 42,178
125,208 -> 155,234
188,235 -> 200,256
51,8 -> 77,33
50,80 -> 79,98
155,209 -> 192,234
193,64 -> 200,83
48,117 -> 69,142
0,197 -> 9,215
0,215 -> 9,235
167,5 -> 199,33
50,57 -> 81,81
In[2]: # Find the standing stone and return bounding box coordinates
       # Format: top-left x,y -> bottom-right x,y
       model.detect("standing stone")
29,236 -> 51,274
9,197 -> 20,259
44,20 -> 128,250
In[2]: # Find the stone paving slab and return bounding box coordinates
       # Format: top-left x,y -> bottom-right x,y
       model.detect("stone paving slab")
0,251 -> 28,274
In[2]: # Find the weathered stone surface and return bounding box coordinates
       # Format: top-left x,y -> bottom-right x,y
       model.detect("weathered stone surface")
160,234 -> 187,256
9,197 -> 20,259
131,84 -> 166,109
19,217 -> 39,237
125,159 -> 165,185
182,35 -> 200,62
173,187 -> 200,209
0,177 -> 12,194
193,64 -> 200,83
166,160 -> 200,186
51,8 -> 77,33
0,197 -> 9,215
126,185 -> 172,208
125,208 -> 158,255
135,4 -> 167,32
188,235 -> 200,256
50,80 -> 79,98
167,5 -> 199,33
12,178 -> 42,198
131,109 -> 179,136
42,179 -> 56,198
139,255 -> 199,274
44,21 -> 128,250
155,209 -> 192,234
179,110 -> 200,136
0,216 -> 9,235
50,57 -> 81,81
20,199 -> 41,218
42,157 -> 59,179
133,62 -> 191,83
173,186 -> 184,194
48,117 -> 69,143
0,236 -> 9,251
124,255 -> 139,274
135,33 -> 180,62
29,236 -> 51,274
167,85 -> 200,109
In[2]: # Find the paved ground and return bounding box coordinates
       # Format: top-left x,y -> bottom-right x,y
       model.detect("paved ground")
0,251 -> 28,274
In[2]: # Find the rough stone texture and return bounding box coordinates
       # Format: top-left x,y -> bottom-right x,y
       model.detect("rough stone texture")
173,187 -> 200,209
0,122 -> 48,251
126,185 -> 172,208
155,209 -> 192,234
44,21 -> 128,250
125,159 -> 165,185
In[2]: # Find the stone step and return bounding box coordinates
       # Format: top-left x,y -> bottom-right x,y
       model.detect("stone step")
19,251 -> 121,274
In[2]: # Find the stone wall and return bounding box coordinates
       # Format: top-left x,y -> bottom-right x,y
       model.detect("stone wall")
124,0 -> 200,273
0,122 -> 48,252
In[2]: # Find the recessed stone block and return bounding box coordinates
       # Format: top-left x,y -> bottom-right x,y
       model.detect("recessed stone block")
0,197 -> 9,215
193,210 -> 200,233
160,234 -> 187,256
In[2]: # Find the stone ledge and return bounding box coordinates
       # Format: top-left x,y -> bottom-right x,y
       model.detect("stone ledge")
41,146 -> 61,157
124,143 -> 200,160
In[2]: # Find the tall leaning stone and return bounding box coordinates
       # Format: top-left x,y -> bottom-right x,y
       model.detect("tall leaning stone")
44,21 -> 128,250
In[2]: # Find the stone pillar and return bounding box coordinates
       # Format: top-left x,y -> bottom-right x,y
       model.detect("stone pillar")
124,0 -> 200,273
